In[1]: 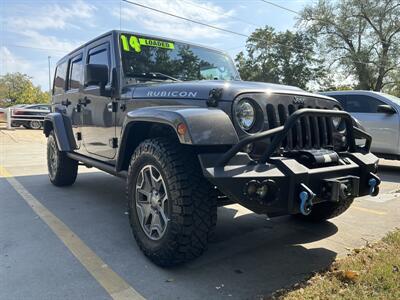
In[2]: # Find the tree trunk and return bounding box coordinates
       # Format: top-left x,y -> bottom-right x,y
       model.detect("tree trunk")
355,63 -> 371,90
374,45 -> 389,91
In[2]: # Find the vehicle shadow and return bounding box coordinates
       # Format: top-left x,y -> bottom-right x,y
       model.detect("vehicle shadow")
15,172 -> 339,300
378,164 -> 400,189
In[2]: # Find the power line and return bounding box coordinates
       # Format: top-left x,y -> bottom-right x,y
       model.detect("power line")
120,0 -> 302,49
179,0 -> 262,28
120,1 -> 349,59
259,0 -> 300,15
120,0 -> 391,68
121,0 -> 250,39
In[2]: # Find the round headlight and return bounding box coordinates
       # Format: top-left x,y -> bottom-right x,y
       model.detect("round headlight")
235,99 -> 256,131
332,106 -> 341,128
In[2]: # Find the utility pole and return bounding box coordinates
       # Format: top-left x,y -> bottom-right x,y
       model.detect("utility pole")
48,56 -> 51,101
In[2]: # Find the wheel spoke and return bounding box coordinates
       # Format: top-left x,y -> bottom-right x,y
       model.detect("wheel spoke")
136,188 -> 152,200
158,206 -> 169,225
136,202 -> 152,227
149,166 -> 163,190
150,212 -> 163,237
160,194 -> 168,210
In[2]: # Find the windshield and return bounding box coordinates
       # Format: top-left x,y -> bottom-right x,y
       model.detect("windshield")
119,33 -> 240,82
375,92 -> 400,106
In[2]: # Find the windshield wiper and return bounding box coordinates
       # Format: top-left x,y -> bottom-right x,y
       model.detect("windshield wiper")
126,72 -> 181,82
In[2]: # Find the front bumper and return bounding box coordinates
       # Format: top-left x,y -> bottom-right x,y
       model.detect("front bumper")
198,108 -> 380,216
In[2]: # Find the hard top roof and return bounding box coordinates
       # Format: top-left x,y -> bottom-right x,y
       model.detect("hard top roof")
57,30 -> 228,65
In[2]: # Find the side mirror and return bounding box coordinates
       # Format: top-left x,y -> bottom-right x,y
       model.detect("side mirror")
377,104 -> 396,114
84,64 -> 109,87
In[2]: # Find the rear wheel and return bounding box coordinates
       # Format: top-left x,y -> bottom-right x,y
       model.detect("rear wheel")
294,197 -> 354,222
127,138 -> 217,267
29,120 -> 42,129
47,132 -> 78,186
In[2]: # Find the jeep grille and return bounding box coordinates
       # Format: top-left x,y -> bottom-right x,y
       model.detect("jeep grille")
266,103 -> 334,150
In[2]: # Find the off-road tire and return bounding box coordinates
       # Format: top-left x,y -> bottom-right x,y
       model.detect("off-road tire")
294,197 -> 354,222
47,131 -> 78,186
127,138 -> 217,267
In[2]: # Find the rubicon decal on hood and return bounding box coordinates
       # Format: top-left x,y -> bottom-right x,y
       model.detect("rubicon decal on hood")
146,90 -> 198,98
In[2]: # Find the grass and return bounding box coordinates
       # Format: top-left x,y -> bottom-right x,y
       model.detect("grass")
272,229 -> 400,300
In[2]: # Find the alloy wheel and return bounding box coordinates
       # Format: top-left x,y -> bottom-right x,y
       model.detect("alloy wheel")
135,165 -> 169,240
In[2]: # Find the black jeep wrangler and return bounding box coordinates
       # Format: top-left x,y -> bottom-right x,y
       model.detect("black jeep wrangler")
44,30 -> 380,267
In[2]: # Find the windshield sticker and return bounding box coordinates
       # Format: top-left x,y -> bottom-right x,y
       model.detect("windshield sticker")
121,34 -> 175,53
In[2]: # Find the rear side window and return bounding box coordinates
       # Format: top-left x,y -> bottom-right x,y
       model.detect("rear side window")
53,61 -> 67,95
68,56 -> 83,90
346,95 -> 384,113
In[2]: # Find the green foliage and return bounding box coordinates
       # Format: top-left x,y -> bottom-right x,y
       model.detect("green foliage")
0,73 -> 50,107
235,26 -> 326,90
300,0 -> 400,91
278,229 -> 400,300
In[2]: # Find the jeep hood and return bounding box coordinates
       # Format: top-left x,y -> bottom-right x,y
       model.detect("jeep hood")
129,80 -> 336,102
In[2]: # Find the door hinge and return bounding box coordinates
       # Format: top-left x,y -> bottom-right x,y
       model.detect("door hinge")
110,137 -> 118,148
76,132 -> 82,141
112,101 -> 118,112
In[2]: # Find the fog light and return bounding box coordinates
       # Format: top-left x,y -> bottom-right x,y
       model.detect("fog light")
256,183 -> 268,199
245,180 -> 260,196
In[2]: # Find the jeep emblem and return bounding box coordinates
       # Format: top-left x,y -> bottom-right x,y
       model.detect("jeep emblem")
293,96 -> 305,105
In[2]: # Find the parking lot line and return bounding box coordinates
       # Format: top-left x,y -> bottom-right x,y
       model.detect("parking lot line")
0,165 -> 145,300
352,206 -> 387,215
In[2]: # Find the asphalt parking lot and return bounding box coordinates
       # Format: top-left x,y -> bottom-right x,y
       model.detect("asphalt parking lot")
1,128 -> 400,300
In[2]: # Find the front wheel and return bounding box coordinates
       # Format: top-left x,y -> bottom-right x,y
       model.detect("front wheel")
127,138 -> 217,267
294,197 -> 354,222
47,132 -> 78,186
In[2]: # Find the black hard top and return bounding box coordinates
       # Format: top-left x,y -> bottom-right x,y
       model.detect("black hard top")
57,30 -> 227,65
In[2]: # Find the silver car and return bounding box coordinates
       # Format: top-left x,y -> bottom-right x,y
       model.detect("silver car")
322,90 -> 400,160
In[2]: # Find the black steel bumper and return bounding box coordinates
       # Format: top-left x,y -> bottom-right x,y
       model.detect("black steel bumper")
199,109 -> 380,216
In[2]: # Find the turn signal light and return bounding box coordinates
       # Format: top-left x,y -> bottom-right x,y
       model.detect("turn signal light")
177,123 -> 187,136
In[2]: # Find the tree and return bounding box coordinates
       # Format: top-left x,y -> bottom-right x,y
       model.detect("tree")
300,0 -> 400,91
235,26 -> 326,90
0,73 -> 49,106
384,70 -> 400,97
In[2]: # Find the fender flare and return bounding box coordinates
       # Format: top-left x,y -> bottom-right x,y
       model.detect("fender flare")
116,106 -> 239,171
43,113 -> 77,151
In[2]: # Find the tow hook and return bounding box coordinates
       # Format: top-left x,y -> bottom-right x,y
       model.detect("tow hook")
368,173 -> 380,196
299,184 -> 316,216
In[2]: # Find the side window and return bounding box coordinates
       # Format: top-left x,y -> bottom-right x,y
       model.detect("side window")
346,95 -> 384,113
86,45 -> 110,87
88,48 -> 109,66
68,56 -> 83,90
53,61 -> 67,95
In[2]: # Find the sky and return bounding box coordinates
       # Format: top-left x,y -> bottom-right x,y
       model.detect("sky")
0,0 -> 310,91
